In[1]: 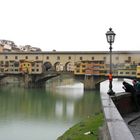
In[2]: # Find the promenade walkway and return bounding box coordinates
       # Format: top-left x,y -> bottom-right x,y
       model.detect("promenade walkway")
100,79 -> 135,140
124,111 -> 140,140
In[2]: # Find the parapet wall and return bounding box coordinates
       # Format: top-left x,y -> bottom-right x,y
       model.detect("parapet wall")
100,91 -> 135,140
112,92 -> 135,115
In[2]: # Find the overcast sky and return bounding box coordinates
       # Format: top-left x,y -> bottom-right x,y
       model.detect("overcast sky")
0,0 -> 140,51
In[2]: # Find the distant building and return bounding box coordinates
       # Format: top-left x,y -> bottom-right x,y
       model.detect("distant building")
0,40 -> 16,47
0,39 -> 18,52
19,45 -> 41,52
0,44 -> 4,52
0,39 -> 42,52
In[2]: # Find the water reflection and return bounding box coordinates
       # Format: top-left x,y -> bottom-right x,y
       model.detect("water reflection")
0,78 -> 101,140
56,83 -> 84,99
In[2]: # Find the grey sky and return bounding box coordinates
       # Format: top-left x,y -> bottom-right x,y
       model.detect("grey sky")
0,0 -> 140,51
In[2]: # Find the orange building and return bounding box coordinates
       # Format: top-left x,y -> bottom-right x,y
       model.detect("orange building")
74,60 -> 106,76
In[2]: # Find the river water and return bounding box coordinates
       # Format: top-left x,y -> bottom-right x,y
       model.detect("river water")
0,77 -> 102,140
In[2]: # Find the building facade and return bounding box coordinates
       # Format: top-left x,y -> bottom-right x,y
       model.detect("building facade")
0,51 -> 140,75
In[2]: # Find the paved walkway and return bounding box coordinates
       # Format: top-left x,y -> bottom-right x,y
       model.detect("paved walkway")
123,112 -> 140,140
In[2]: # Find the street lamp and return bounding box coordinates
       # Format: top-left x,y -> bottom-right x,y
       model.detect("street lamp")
106,28 -> 116,95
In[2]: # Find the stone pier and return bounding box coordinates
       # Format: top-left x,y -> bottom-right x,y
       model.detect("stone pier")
84,75 -> 95,90
83,75 -> 105,90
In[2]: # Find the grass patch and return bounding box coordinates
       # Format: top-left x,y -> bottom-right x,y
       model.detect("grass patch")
57,113 -> 104,140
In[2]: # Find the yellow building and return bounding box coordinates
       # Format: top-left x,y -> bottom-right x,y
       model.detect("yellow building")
19,60 -> 32,74
0,59 -> 43,74
19,60 -> 43,74
74,61 -> 87,75
136,65 -> 140,78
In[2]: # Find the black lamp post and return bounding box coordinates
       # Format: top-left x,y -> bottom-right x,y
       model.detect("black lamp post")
106,28 -> 116,95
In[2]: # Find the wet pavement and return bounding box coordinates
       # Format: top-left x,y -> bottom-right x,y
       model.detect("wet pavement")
123,112 -> 140,140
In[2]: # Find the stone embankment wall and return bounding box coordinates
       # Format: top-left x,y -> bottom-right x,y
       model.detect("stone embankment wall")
99,91 -> 135,140
0,76 -> 24,86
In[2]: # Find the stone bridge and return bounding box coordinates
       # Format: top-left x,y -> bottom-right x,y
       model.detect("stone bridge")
0,71 -> 139,89
0,71 -> 60,88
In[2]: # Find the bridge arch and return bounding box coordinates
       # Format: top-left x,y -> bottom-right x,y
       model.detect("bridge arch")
65,62 -> 74,72
54,62 -> 64,71
43,61 -> 52,71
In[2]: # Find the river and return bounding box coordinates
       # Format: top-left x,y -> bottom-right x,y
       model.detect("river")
0,77 -> 102,140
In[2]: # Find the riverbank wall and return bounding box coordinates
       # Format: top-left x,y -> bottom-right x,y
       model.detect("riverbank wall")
0,76 -> 24,86
99,91 -> 135,140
